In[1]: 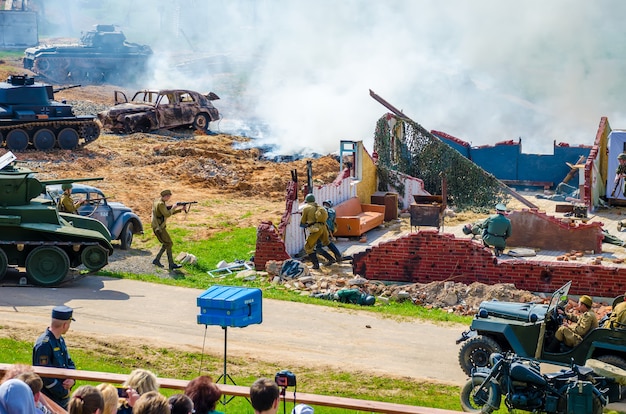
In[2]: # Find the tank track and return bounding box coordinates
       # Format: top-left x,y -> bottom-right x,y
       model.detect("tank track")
0,119 -> 100,151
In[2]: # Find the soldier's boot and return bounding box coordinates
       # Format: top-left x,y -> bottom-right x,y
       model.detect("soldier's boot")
317,248 -> 335,265
152,246 -> 166,268
308,253 -> 320,270
327,242 -> 343,263
167,249 -> 182,270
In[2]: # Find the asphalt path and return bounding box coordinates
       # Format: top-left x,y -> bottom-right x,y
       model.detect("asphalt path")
0,276 -> 468,386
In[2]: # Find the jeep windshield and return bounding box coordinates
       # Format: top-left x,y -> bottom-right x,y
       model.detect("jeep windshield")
547,281 -> 572,315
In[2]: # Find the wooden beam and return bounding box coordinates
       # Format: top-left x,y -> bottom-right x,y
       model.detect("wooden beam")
0,364 -> 463,414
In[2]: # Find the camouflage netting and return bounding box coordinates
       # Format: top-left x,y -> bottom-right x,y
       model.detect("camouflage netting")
373,114 -> 509,212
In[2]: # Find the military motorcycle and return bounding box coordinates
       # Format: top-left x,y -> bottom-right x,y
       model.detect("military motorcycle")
460,352 -> 622,414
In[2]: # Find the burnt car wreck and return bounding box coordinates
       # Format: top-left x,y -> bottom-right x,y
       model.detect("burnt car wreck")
97,89 -> 220,134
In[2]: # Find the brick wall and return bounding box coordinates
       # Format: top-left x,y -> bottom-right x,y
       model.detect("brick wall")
351,230 -> 626,297
255,221 -> 290,271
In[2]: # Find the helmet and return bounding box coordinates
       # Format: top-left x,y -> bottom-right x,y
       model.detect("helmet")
495,203 -> 507,212
618,153 -> 626,161
61,183 -> 73,191
323,200 -> 333,207
305,194 -> 315,203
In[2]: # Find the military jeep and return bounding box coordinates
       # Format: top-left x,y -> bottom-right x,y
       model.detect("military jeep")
456,281 -> 626,376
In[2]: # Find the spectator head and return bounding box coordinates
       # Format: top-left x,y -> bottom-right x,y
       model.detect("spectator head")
291,404 -> 314,414
250,378 -> 279,414
167,394 -> 193,414
95,384 -> 119,414
132,391 -> 170,414
0,379 -> 36,414
184,376 -> 221,414
123,369 -> 159,395
0,364 -> 35,384
68,385 -> 104,414
13,372 -> 42,403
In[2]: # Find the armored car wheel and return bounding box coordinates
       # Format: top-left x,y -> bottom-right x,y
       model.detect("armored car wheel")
459,376 -> 499,413
26,246 -> 70,287
81,245 -> 109,271
0,248 -> 8,281
459,335 -> 502,376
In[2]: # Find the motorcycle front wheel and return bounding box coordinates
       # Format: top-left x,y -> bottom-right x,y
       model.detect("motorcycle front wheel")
460,377 -> 500,413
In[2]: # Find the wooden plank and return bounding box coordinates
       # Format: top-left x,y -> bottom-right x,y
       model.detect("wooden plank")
0,364 -> 463,414
500,180 -> 553,189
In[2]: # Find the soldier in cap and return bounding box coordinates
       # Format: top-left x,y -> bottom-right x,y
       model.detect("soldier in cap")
151,189 -> 185,270
548,295 -> 598,352
57,183 -> 86,214
480,203 -> 512,256
32,306 -> 77,409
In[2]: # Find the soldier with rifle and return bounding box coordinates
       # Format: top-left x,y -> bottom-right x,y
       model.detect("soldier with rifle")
151,189 -> 187,270
613,153 -> 626,198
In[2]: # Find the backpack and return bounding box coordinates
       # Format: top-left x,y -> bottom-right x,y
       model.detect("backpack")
315,205 -> 329,223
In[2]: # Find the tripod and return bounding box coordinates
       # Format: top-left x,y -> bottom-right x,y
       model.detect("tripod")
215,326 -> 237,405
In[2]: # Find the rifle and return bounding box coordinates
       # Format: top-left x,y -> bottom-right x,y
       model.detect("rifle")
611,177 -> 623,198
175,201 -> 198,213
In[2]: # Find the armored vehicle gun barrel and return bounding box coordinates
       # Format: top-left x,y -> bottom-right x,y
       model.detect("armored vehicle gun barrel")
0,74 -> 100,151
0,152 -> 112,286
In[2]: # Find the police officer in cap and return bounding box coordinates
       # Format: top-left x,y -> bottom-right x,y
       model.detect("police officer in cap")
33,306 -> 77,409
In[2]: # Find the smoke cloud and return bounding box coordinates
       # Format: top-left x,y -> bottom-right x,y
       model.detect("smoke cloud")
40,0 -> 626,154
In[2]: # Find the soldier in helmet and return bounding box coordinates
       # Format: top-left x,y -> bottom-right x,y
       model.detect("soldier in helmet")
57,183 -> 86,214
300,194 -> 342,269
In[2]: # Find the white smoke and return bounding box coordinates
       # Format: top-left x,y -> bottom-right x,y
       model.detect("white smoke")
38,0 -> 626,154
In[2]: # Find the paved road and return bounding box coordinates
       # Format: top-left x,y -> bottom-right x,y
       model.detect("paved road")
0,276 -> 468,385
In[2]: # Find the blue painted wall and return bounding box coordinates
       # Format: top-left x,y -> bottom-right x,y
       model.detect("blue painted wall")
432,131 -> 591,189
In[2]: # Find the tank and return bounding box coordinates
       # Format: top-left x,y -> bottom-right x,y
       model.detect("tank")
0,74 -> 100,150
23,24 -> 153,85
0,152 -> 113,287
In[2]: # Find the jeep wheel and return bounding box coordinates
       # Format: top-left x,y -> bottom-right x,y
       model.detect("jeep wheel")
120,221 -> 134,250
459,335 -> 502,376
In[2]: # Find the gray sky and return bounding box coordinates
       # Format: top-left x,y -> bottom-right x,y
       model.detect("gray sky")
43,0 -> 626,155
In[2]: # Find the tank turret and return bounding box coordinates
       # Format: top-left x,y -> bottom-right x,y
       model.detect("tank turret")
23,24 -> 153,85
0,74 -> 100,151
0,152 -> 113,286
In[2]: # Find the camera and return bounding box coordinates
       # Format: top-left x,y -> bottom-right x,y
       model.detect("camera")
116,387 -> 128,398
274,370 -> 296,387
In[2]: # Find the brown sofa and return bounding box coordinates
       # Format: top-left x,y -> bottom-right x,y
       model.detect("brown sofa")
333,197 -> 385,237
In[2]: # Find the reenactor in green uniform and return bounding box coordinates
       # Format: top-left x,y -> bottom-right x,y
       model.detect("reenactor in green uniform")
32,306 -> 76,409
481,203 -> 512,256
151,189 -> 185,270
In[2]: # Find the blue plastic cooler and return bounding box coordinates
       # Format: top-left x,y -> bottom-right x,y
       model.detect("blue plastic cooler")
197,285 -> 262,327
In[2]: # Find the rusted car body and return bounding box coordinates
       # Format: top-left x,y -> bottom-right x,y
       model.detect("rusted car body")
97,89 -> 220,134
